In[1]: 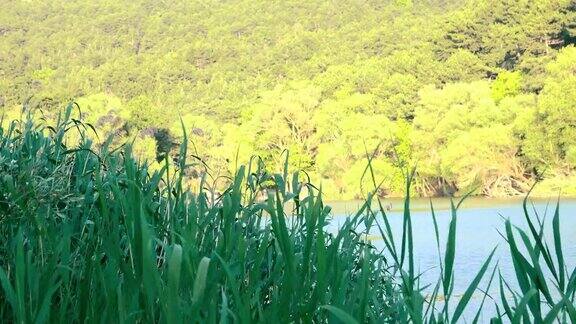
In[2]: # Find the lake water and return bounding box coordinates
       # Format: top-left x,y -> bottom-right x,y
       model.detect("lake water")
329,197 -> 576,321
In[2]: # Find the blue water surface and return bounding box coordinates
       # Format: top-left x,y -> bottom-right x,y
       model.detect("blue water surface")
329,197 -> 576,321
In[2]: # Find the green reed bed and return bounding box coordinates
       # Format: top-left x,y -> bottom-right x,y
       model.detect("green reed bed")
0,106 -> 574,323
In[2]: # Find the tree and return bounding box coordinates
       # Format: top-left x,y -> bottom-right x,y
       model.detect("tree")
491,71 -> 522,102
126,95 -> 169,130
240,81 -> 322,172
522,46 -> 576,171
412,81 -> 522,195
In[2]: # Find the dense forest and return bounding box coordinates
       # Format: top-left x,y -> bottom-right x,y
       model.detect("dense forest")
1,0 -> 575,199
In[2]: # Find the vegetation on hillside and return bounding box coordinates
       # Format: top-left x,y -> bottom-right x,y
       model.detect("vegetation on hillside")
1,0 -> 576,199
0,109 -> 575,322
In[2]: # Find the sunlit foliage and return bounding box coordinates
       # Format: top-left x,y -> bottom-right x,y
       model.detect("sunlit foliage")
1,0 -> 575,198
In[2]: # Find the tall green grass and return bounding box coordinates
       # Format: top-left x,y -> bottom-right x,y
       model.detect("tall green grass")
0,105 -> 574,323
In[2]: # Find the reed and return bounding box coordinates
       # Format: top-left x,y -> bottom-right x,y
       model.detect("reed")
0,105 -> 574,323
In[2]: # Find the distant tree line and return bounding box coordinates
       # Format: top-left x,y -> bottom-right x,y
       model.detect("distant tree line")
1,0 -> 575,198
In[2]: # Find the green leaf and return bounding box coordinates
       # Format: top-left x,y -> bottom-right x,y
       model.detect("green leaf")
192,257 -> 211,305
452,247 -> 496,323
321,305 -> 360,324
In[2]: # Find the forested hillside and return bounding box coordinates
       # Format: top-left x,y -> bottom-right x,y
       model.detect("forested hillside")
1,0 -> 575,198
